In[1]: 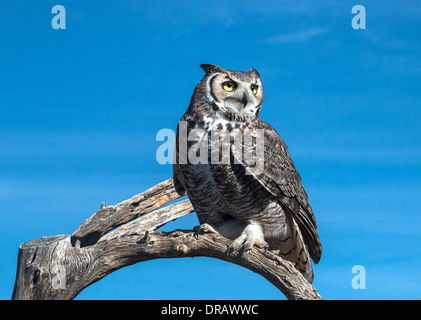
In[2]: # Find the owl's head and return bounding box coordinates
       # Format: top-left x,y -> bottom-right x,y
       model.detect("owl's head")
189,64 -> 263,122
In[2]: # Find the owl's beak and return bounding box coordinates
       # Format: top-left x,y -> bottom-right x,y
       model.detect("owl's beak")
241,91 -> 249,108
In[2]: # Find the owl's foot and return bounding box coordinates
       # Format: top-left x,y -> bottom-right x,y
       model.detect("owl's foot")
226,223 -> 269,256
194,223 -> 218,239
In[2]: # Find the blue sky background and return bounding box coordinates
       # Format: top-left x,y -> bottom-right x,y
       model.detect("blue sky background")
1,0 -> 421,299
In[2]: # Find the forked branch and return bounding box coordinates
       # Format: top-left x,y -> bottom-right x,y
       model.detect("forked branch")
12,178 -> 322,300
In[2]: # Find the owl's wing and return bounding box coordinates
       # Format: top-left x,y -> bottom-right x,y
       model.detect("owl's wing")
173,123 -> 187,197
173,163 -> 186,196
234,120 -> 322,263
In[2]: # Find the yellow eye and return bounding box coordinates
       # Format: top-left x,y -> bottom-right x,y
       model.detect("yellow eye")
222,81 -> 236,92
251,84 -> 258,95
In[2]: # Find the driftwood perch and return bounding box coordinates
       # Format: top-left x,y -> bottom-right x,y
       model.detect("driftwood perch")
12,178 -> 322,300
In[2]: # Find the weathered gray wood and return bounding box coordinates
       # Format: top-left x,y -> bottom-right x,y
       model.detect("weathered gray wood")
12,199 -> 195,300
12,179 -> 322,300
12,230 -> 321,300
99,199 -> 195,242
12,235 -> 89,300
71,178 -> 181,247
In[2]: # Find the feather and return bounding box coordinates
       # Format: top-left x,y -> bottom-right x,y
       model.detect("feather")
233,120 -> 322,263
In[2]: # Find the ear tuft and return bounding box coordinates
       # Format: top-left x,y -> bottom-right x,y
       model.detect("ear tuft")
248,68 -> 260,78
200,64 -> 224,74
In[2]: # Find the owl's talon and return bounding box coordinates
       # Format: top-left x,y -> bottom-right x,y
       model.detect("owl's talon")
262,242 -> 270,253
226,223 -> 266,256
226,244 -> 234,256
226,237 -> 253,256
240,242 -> 253,255
226,233 -> 247,256
194,223 -> 217,239
193,226 -> 200,240
226,239 -> 240,256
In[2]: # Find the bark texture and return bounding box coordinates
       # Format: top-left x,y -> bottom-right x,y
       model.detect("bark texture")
12,178 -> 322,300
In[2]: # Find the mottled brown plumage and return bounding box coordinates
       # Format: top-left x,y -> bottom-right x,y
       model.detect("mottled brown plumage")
173,64 -> 321,282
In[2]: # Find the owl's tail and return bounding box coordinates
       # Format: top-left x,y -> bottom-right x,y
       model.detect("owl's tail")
268,219 -> 314,283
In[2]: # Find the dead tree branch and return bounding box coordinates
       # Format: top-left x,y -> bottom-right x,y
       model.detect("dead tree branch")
12,178 -> 322,300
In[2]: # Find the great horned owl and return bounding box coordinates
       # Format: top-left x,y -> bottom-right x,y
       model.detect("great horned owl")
173,64 -> 322,282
